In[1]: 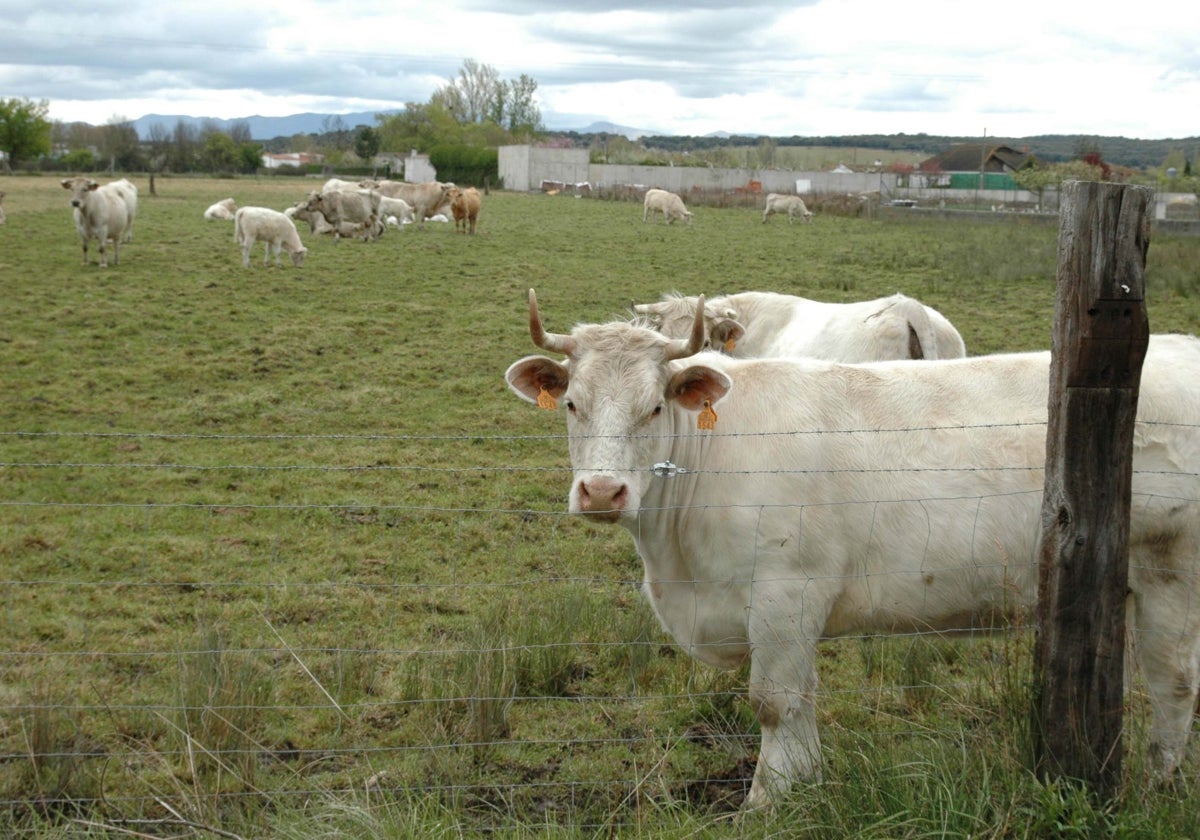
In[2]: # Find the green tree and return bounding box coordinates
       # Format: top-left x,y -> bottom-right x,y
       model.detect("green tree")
200,132 -> 238,173
237,142 -> 262,174
355,126 -> 381,162
0,97 -> 52,170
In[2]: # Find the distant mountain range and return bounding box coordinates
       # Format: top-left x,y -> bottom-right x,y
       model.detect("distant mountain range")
127,112 -> 678,142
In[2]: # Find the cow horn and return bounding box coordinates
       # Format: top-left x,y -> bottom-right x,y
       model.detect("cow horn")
527,289 -> 576,356
663,294 -> 706,361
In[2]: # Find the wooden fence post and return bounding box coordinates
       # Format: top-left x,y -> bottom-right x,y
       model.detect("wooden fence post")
1032,180 -> 1152,794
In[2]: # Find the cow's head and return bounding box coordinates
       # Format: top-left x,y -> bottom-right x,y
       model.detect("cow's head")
61,177 -> 99,208
634,294 -> 746,354
506,289 -> 730,524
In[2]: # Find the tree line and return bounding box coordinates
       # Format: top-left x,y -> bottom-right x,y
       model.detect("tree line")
3,61 -> 1196,179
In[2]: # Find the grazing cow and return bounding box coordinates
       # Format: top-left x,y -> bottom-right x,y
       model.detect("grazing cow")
359,179 -> 454,228
0,191 -> 6,225
61,176 -> 133,267
233,206 -> 307,267
303,188 -> 382,242
506,290 -> 1200,808
204,197 -> 238,221
642,188 -> 692,225
635,290 -> 966,361
762,192 -> 813,224
448,186 -> 481,234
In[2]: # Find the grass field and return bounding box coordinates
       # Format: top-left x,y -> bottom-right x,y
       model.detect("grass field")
2,174 -> 1199,838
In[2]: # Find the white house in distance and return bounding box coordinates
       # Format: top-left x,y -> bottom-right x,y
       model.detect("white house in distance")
261,151 -> 325,169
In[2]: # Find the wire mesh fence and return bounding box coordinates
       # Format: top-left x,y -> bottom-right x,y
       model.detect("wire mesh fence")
1,425 -> 1197,831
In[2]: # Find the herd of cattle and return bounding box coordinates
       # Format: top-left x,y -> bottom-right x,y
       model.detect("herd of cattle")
57,175 -> 483,269
55,175 -> 814,269
507,288 -> 1200,808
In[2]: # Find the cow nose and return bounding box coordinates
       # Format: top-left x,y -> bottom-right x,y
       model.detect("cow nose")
71,200 -> 81,207
578,476 -> 627,521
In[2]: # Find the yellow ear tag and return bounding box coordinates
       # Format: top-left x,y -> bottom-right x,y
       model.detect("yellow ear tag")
723,338 -> 736,352
536,387 -> 558,410
697,400 -> 718,430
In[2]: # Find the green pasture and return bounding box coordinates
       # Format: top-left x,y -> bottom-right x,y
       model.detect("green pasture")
1,174 -> 1199,838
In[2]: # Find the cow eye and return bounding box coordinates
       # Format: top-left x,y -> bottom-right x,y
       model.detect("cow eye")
566,400 -> 576,413
651,405 -> 663,417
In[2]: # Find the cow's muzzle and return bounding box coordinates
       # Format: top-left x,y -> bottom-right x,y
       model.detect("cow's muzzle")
576,476 -> 627,522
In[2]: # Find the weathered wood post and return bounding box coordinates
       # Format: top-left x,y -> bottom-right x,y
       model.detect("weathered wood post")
1033,180 -> 1152,795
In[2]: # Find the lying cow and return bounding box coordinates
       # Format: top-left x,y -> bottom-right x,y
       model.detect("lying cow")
635,290 -> 966,361
204,197 -> 238,221
506,289 -> 1200,808
762,192 -> 813,224
233,206 -> 307,268
61,176 -> 134,267
642,188 -> 692,225
303,188 -> 382,242
285,200 -> 385,239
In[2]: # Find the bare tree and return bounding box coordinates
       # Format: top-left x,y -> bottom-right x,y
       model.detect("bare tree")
452,59 -> 501,124
321,115 -> 349,151
505,74 -> 542,136
229,120 -> 253,144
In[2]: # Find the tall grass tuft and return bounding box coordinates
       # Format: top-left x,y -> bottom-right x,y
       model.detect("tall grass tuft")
172,625 -> 273,792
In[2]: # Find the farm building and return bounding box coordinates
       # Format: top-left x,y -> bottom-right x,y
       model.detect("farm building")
918,144 -> 1037,190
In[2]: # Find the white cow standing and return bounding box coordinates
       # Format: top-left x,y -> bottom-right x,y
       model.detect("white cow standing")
636,290 -> 966,361
61,177 -> 133,268
506,290 -> 1200,809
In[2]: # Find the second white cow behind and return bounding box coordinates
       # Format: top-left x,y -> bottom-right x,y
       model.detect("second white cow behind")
635,290 -> 966,361
642,188 -> 693,225
233,206 -> 307,268
762,192 -> 813,224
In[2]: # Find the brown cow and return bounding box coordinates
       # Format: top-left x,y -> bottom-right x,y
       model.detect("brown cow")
448,187 -> 481,234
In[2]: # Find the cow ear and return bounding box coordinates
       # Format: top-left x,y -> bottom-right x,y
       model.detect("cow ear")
666,365 -> 731,411
505,356 -> 570,405
709,319 -> 745,352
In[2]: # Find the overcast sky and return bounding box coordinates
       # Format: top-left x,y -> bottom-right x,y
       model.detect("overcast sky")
3,0 -> 1197,139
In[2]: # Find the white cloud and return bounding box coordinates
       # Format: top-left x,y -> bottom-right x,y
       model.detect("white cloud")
1,0 -> 1196,139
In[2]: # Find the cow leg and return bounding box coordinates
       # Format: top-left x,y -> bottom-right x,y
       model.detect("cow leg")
97,230 -> 110,268
109,236 -> 119,266
1132,582 -> 1200,781
744,610 -> 824,808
